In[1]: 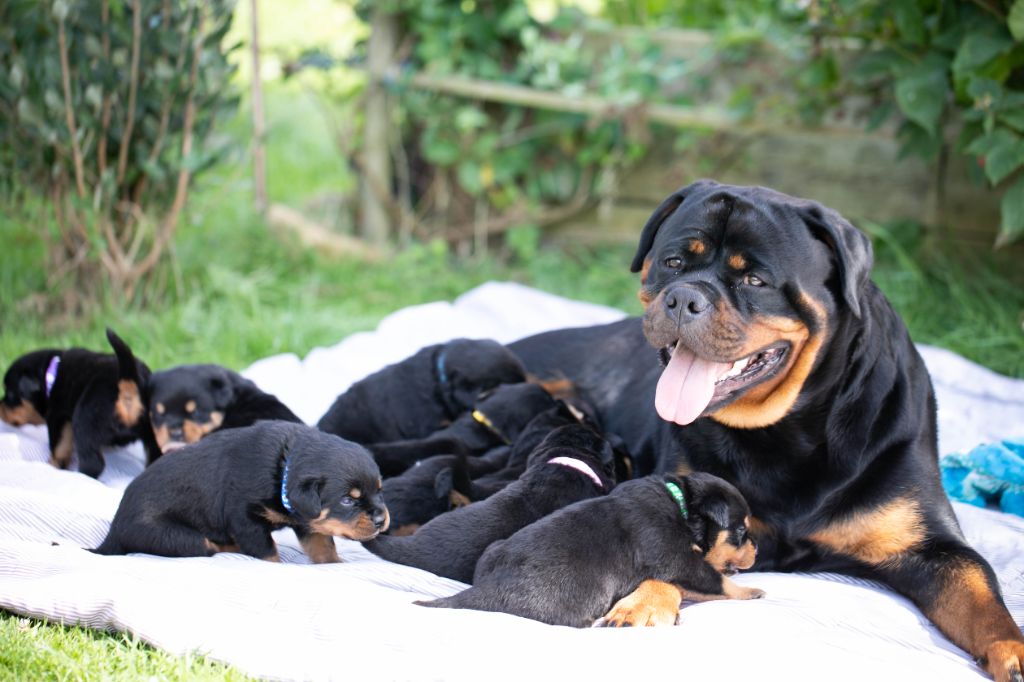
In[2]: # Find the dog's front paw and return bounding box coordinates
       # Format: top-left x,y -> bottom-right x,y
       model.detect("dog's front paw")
985,639 -> 1024,682
594,580 -> 680,627
736,586 -> 766,600
721,577 -> 765,600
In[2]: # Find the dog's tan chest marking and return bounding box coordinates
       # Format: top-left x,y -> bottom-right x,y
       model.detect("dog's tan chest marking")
300,533 -> 341,564
809,497 -> 926,564
114,380 -> 144,427
50,423 -> 74,469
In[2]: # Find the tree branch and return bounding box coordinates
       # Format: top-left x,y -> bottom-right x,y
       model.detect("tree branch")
56,16 -> 87,200
115,0 -> 142,187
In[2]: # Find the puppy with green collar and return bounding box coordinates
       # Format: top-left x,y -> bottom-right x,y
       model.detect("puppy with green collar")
418,471 -> 763,626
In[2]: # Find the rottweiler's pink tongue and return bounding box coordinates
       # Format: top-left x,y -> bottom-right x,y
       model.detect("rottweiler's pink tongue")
655,344 -> 730,425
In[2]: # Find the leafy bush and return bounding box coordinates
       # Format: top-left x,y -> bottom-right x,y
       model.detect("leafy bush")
0,0 -> 238,308
796,0 -> 1024,246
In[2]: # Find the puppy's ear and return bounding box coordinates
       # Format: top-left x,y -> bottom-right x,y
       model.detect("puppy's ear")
208,369 -> 235,408
17,376 -> 42,400
800,204 -> 873,319
287,476 -> 324,519
680,472 -> 730,528
631,180 -> 715,273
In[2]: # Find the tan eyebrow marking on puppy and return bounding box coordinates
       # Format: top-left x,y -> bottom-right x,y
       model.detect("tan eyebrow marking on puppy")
349,488 -> 362,499
185,400 -> 196,413
155,402 -> 166,414
728,253 -> 747,270
688,239 -> 706,255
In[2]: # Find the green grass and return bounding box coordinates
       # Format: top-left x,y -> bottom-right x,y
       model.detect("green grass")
0,614 -> 255,681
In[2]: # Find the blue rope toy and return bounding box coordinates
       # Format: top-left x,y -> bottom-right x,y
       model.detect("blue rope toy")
940,438 -> 1024,518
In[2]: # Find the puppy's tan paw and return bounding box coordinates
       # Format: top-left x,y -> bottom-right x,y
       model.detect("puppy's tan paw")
735,586 -> 766,600
595,580 -> 681,627
721,576 -> 765,600
985,639 -> 1024,682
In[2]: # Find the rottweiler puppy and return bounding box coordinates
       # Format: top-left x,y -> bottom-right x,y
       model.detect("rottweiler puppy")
380,446 -> 511,536
147,363 -> 302,452
0,328 -> 161,478
418,471 -> 762,626
367,382 -> 558,477
93,421 -> 387,563
509,180 -> 1024,680
463,397 -> 602,499
364,422 -> 616,583
317,338 -> 526,444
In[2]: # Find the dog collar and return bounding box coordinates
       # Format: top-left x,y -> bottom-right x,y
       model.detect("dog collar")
432,348 -> 461,420
45,356 -> 61,398
472,409 -> 511,445
280,456 -> 294,514
664,480 -> 689,519
548,456 -> 604,490
435,349 -> 448,386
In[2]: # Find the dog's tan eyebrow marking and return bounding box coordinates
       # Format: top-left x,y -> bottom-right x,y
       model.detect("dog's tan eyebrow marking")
728,253 -> 747,270
155,402 -> 166,414
688,239 -> 706,255
349,488 -> 362,499
185,400 -> 196,413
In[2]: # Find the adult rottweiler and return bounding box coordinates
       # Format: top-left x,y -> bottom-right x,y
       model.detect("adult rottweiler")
509,180 -> 1024,681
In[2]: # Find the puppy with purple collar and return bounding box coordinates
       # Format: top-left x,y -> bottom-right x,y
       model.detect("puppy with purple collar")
94,421 -> 388,563
0,329 -> 161,478
364,422 -> 617,583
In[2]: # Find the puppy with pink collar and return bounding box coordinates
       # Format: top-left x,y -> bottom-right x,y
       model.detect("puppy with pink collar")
363,422 -> 617,583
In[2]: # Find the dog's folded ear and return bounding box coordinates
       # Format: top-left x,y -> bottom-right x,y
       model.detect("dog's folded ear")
17,375 -> 42,400
207,368 -> 235,408
630,179 -> 716,273
287,476 -> 324,519
800,204 -> 874,319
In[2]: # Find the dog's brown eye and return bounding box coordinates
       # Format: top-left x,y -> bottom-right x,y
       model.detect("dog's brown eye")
744,274 -> 765,287
664,257 -> 682,269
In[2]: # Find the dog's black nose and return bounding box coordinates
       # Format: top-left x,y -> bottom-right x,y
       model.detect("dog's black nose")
664,285 -> 711,323
372,511 -> 387,528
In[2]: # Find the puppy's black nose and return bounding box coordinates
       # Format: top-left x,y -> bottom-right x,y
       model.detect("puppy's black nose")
664,285 -> 711,323
372,511 -> 387,528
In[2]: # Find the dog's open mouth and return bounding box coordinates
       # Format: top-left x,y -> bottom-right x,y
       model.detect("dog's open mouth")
655,340 -> 789,426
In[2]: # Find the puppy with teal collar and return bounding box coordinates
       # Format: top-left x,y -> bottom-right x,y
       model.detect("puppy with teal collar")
418,471 -> 763,626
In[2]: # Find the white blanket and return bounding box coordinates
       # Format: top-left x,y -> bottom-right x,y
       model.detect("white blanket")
1,281 -> 1022,681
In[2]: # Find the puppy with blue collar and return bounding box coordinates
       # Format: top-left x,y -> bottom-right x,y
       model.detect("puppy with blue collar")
94,421 -> 388,563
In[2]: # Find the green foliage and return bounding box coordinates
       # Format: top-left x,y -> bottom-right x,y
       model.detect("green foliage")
0,0 -> 238,301
346,1 -> 705,236
804,0 -> 1024,246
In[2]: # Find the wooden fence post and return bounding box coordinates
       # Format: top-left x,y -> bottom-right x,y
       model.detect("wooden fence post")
249,0 -> 267,216
361,8 -> 398,246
